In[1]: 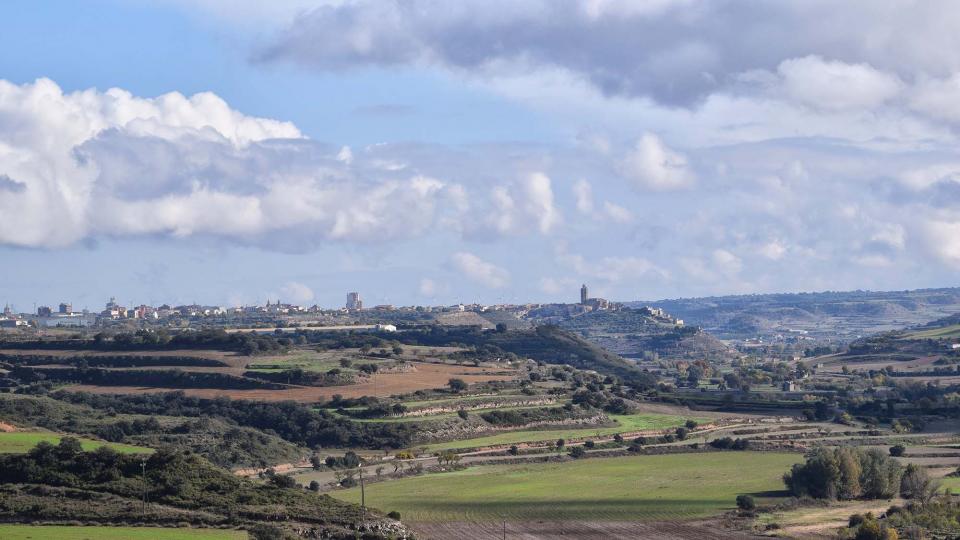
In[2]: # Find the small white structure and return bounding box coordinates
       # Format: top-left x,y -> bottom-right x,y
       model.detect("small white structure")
376,324 -> 397,332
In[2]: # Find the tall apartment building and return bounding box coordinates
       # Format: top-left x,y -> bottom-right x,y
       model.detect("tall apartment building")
580,284 -> 589,304
346,292 -> 363,310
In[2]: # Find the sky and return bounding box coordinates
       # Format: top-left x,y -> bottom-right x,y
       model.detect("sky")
2,0 -> 960,311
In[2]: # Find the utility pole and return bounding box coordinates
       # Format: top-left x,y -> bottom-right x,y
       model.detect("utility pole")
140,459 -> 147,517
503,519 -> 507,540
360,465 -> 366,517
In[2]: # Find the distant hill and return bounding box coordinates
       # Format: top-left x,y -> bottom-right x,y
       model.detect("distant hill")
555,308 -> 735,362
632,287 -> 960,343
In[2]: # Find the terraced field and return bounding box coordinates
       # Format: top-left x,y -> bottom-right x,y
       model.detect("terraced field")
905,324 -> 960,339
333,452 -> 800,522
423,412 -> 709,451
0,525 -> 246,539
0,432 -> 152,454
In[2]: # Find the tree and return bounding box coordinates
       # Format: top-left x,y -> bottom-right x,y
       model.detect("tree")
508,445 -> 519,456
784,447 -> 902,500
900,464 -> 939,505
569,446 -> 586,459
308,480 -> 320,492
736,494 -> 755,510
447,378 -> 468,393
675,427 -> 689,441
495,323 -> 508,333
268,474 -> 297,489
392,344 -> 404,355
457,409 -> 469,420
555,438 -> 565,455
888,444 -> 906,457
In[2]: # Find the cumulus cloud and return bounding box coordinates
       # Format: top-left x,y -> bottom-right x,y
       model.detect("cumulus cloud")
0,78 -> 570,250
522,172 -> 560,233
451,252 -> 510,288
618,133 -> 695,191
278,281 -> 315,304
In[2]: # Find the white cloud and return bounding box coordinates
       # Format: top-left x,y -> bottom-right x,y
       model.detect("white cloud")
758,241 -> 787,261
451,252 -> 510,288
774,55 -> 903,111
602,201 -> 633,223
619,133 -> 695,191
418,278 -> 439,297
278,281 -> 315,304
910,74 -> 960,123
712,249 -> 743,276
522,172 -> 560,233
572,179 -> 594,214
899,163 -> 960,191
920,220 -> 960,268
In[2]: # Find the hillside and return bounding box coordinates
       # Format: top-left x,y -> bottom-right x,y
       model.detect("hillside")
556,309 -> 735,362
635,287 -> 960,342
0,438 -> 409,538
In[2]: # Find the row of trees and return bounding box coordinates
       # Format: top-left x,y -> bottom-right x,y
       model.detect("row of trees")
784,447 -> 937,503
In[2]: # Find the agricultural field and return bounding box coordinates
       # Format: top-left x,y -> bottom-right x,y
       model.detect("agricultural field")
904,323 -> 960,339
0,432 -> 152,454
0,525 -> 247,539
423,412 -> 709,451
67,360 -> 518,402
333,452 -> 801,522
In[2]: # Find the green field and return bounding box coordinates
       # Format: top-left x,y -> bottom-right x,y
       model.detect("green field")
423,412 -> 708,451
0,432 -> 152,454
333,452 -> 800,521
0,525 -> 246,539
905,324 -> 960,339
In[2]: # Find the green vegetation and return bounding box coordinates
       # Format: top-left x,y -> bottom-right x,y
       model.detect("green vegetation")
333,452 -> 801,521
0,432 -> 151,454
0,394 -> 302,468
0,525 -> 246,540
0,438 -> 390,538
783,447 -> 903,500
905,323 -> 960,339
424,412 -> 706,451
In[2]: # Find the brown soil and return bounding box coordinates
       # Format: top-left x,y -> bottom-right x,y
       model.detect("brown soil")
410,520 -> 757,539
65,361 -> 518,402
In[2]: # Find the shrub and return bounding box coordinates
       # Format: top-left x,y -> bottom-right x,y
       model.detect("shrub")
888,444 -> 906,457
508,445 -> 519,456
457,409 -> 469,420
736,494 -> 756,510
387,511 -> 401,520
569,446 -> 586,459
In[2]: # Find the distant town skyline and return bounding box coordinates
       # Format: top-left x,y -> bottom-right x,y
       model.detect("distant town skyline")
2,1 -> 960,308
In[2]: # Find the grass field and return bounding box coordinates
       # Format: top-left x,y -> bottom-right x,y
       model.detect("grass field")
333,452 -> 800,522
0,432 -> 152,454
0,525 -> 246,539
423,412 -> 708,451
905,324 -> 960,339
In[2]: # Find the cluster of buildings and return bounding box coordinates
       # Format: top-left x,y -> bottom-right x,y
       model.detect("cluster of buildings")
1,283 -> 654,330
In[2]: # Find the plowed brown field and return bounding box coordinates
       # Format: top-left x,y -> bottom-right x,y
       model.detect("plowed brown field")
66,361 -> 517,402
